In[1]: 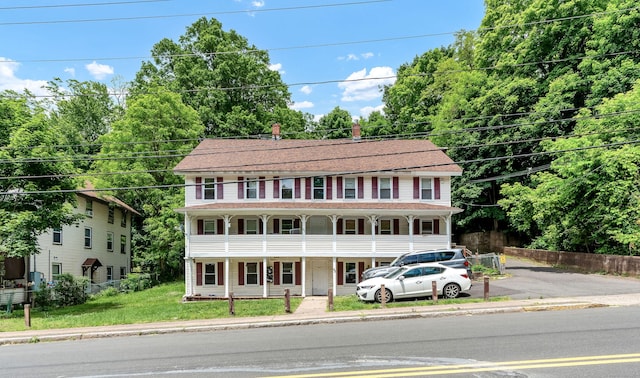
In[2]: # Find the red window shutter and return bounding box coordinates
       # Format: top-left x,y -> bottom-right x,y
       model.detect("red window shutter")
197,220 -> 204,235
358,218 -> 365,235
336,218 -> 343,235
217,219 -> 224,235
295,178 -> 301,198
326,176 -> 332,200
305,177 -> 311,199
195,177 -> 202,199
393,218 -> 400,235
372,177 -> 378,199
295,261 -> 301,285
413,177 -> 420,199
260,262 -> 264,285
238,218 -> 244,234
273,177 -> 280,199
336,177 -> 343,198
217,262 -> 224,286
196,262 -> 202,286
434,178 -> 441,199
337,261 -> 344,285
259,177 -> 266,199
259,218 -> 264,234
274,262 -> 280,285
393,176 -> 399,199
237,177 -> 244,199
238,263 -> 245,286
273,218 -> 280,234
217,177 -> 224,199
294,219 -> 300,229
358,262 -> 365,283
413,218 -> 420,235
357,177 -> 364,199
433,219 -> 440,234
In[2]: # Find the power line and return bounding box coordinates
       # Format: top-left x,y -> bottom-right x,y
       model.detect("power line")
0,0 -> 171,11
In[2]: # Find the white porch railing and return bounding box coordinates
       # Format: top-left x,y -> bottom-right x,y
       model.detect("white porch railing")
188,234 -> 450,258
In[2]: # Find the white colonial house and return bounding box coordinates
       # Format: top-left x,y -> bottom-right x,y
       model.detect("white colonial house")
31,183 -> 138,286
174,125 -> 463,299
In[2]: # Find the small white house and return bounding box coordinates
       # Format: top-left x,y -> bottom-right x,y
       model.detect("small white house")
174,124 -> 463,299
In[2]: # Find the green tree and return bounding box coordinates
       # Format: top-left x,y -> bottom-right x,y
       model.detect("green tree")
313,107 -> 354,139
0,91 -> 81,258
131,17 -> 292,137
93,87 -> 204,279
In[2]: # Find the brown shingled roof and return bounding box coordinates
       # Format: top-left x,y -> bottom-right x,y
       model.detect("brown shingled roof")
173,138 -> 462,175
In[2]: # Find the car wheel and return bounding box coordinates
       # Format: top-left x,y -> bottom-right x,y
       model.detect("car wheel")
443,283 -> 461,299
375,288 -> 393,303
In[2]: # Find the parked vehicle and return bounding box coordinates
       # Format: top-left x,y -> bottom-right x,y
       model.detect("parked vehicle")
356,263 -> 472,303
361,248 -> 470,280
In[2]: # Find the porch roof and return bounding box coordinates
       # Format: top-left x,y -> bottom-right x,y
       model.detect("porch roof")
175,201 -> 462,216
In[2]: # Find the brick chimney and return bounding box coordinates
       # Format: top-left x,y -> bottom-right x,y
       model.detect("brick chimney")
272,123 -> 281,140
352,123 -> 361,141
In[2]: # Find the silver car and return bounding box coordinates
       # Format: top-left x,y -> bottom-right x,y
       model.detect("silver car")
356,263 -> 472,303
361,248 -> 470,280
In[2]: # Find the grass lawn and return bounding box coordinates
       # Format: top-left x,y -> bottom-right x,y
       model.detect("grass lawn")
0,281 -> 303,332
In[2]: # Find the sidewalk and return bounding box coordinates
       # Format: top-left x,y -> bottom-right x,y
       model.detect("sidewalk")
2,293 -> 640,345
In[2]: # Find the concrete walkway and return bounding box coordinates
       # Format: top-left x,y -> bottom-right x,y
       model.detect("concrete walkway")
2,293 -> 640,345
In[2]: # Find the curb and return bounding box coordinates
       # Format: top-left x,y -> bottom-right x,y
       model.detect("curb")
0,301 -> 603,346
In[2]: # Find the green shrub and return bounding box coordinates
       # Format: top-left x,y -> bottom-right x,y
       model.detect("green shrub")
120,273 -> 154,292
34,283 -> 54,309
52,274 -> 89,307
95,286 -> 119,298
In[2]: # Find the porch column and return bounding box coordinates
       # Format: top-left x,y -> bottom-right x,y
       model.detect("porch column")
367,215 -> 378,268
184,214 -> 193,297
406,215 -> 415,253
300,215 -> 309,297
332,256 -> 337,295
224,257 -> 230,298
446,212 -> 452,249
260,215 -> 270,299
263,257 -> 268,298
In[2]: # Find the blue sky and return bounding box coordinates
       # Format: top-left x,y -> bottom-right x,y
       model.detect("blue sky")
0,0 -> 485,120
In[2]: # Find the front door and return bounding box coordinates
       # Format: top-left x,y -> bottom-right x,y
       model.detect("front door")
311,259 -> 328,295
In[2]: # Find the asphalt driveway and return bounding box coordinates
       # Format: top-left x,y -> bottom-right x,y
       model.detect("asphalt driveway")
467,256 -> 640,300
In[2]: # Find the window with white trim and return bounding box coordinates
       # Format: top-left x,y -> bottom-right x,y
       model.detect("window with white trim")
246,262 -> 259,285
421,220 -> 434,235
246,178 -> 257,199
85,199 -> 93,217
203,178 -> 216,199
120,235 -> 126,254
281,219 -> 294,234
379,219 -> 392,235
84,227 -> 92,248
379,177 -> 391,199
107,266 -> 113,281
281,262 -> 294,285
313,176 -> 324,199
421,177 -> 433,200
108,206 -> 114,224
203,220 -> 216,235
52,263 -> 62,280
53,227 -> 62,245
344,177 -> 357,199
107,232 -> 114,251
345,262 -> 357,284
344,219 -> 356,235
246,219 -> 258,235
281,178 -> 293,199
204,263 -> 217,285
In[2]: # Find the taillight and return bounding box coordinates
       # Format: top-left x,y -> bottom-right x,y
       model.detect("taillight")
464,260 -> 469,266
461,274 -> 469,279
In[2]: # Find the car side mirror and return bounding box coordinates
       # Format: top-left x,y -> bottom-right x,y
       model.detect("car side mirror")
398,276 -> 405,281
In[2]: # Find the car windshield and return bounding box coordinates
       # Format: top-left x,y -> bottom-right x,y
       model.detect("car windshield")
389,253 -> 408,266
384,267 -> 405,279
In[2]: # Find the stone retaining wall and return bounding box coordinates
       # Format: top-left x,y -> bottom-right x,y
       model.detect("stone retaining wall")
504,247 -> 640,276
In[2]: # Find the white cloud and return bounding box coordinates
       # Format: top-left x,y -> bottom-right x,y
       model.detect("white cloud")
360,104 -> 385,118
64,67 -> 75,77
85,61 -> 114,80
269,63 -> 285,75
300,85 -> 312,95
252,0 -> 265,7
290,100 -> 314,110
361,52 -> 374,59
346,54 -> 358,61
338,66 -> 396,102
0,57 -> 49,95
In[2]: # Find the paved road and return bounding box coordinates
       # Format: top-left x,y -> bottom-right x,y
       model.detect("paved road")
468,257 -> 640,300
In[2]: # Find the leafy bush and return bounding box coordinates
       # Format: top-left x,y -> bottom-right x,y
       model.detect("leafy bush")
94,286 -> 119,298
53,274 -> 89,307
119,273 -> 154,292
34,283 -> 54,309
